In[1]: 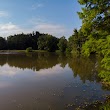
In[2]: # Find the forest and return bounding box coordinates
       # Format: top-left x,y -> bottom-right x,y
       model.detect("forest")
0,31 -> 68,52
0,0 -> 110,84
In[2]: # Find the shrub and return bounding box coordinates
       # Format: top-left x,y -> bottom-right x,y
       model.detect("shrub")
26,47 -> 33,52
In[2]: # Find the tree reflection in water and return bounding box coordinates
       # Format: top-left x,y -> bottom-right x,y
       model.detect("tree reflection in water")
0,52 -> 109,90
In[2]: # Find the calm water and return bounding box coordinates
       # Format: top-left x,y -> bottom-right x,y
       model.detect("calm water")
0,52 -> 110,110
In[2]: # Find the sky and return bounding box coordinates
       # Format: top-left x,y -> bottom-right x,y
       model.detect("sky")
0,0 -> 82,38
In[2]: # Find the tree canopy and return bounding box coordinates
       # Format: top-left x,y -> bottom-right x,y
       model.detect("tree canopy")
57,36 -> 67,52
0,31 -> 59,52
37,34 -> 59,52
77,0 -> 110,82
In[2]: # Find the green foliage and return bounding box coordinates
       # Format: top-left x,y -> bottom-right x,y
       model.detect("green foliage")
98,36 -> 110,82
82,37 -> 97,56
82,35 -> 110,82
37,34 -> 59,52
0,37 -> 7,50
78,0 -> 110,82
67,29 -> 86,55
66,46 -> 72,54
99,101 -> 110,110
7,32 -> 40,50
26,47 -> 33,52
0,31 -> 59,52
78,0 -> 110,35
99,70 -> 110,82
57,36 -> 67,52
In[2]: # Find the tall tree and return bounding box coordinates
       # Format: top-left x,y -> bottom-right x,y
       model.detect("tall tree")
78,0 -> 110,82
58,36 -> 67,52
78,0 -> 110,55
37,34 -> 59,52
0,37 -> 7,50
78,0 -> 110,37
67,29 -> 85,54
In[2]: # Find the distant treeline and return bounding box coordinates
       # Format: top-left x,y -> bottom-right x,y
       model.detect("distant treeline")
0,31 -> 68,52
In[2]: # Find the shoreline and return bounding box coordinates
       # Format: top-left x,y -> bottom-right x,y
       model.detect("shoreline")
0,50 -> 48,54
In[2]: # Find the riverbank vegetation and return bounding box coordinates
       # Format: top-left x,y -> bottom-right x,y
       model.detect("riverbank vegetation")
76,0 -> 110,84
66,0 -> 110,85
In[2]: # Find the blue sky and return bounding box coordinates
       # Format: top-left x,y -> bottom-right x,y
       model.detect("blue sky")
0,0 -> 82,38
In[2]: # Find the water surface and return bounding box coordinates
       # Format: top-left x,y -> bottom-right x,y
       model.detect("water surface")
0,53 -> 109,110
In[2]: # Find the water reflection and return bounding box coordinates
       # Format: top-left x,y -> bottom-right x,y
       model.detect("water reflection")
0,53 -> 99,82
0,53 -> 59,71
68,56 -> 100,83
0,53 -> 109,110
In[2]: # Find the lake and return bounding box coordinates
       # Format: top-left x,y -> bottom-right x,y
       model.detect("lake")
0,52 -> 109,110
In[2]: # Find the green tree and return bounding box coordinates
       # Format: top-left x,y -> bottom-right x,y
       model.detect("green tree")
78,0 -> 110,82
57,36 -> 67,52
26,47 -> 33,52
67,29 -> 86,54
78,0 -> 110,36
7,31 -> 42,50
37,34 -> 59,52
0,37 -> 7,50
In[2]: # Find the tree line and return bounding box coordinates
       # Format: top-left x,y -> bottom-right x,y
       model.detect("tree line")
0,31 -> 68,52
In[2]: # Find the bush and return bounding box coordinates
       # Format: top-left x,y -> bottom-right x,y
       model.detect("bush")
26,47 -> 33,52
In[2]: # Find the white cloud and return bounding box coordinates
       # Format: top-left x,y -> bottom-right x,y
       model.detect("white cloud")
0,17 -> 72,38
0,22 -> 23,37
0,11 -> 9,17
34,23 -> 67,37
29,17 -> 46,25
0,22 -> 18,30
29,18 -> 71,38
31,3 -> 44,10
